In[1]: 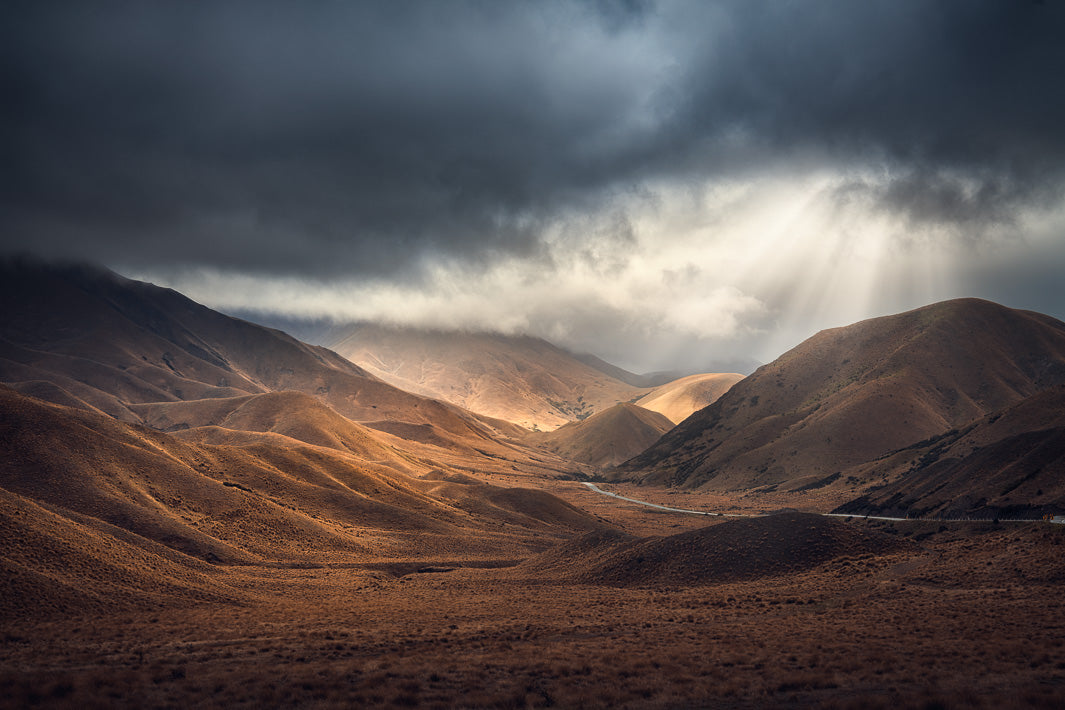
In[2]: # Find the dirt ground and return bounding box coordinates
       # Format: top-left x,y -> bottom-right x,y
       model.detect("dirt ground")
3,490 -> 1064,709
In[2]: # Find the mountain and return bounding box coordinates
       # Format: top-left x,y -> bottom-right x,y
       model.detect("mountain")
0,258 -> 614,598
835,385 -> 1065,519
323,323 -> 646,430
529,402 -> 674,468
634,372 -> 745,424
0,257 -> 526,456
569,353 -> 679,388
616,299 -> 1065,491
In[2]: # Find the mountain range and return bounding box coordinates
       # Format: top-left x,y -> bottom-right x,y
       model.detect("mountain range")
614,298 -> 1065,518
0,258 -> 611,602
321,322 -> 740,431
4,256 -> 1065,602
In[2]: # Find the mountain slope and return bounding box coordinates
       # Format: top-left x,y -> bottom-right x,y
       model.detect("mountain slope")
324,324 -> 647,430
0,486 -> 240,619
0,386 -> 603,568
530,402 -> 674,468
835,385 -> 1065,519
616,299 -> 1065,491
0,258 -> 525,455
570,353 -> 677,388
635,372 -> 745,424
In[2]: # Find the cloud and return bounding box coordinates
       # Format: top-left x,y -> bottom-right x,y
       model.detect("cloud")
4,1 -> 1064,273
3,1 -> 1065,368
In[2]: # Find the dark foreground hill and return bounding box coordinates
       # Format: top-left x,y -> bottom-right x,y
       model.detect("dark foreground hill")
616,299 -> 1065,496
522,513 -> 914,587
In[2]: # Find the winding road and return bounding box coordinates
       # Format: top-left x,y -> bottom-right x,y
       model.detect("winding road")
581,482 -> 1057,524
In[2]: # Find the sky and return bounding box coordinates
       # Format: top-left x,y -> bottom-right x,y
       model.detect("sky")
3,1 -> 1065,373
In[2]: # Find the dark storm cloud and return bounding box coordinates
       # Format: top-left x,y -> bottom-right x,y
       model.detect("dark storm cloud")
1,0 -> 1063,276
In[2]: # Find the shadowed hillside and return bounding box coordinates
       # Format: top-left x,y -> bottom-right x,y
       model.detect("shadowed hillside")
616,299 -> 1065,492
0,257 -> 525,454
836,385 -> 1065,519
522,513 -> 914,586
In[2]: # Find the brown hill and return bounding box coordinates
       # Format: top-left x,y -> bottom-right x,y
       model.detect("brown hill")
324,324 -> 646,430
835,385 -> 1065,519
0,258 -> 525,455
616,299 -> 1065,491
635,372 -> 745,424
530,402 -> 674,468
128,390 -> 418,468
522,513 -> 914,586
0,386 -> 604,572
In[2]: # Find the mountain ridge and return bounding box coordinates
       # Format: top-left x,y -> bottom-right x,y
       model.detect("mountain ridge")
615,298 -> 1065,499
324,323 -> 648,430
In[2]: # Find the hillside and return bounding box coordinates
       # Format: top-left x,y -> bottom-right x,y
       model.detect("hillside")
521,513 -> 914,586
0,258 -> 527,457
835,385 -> 1065,519
529,402 -> 674,468
635,372 -> 745,424
324,324 -> 646,430
616,299 -> 1065,491
0,386 -> 604,573
0,259 -> 618,616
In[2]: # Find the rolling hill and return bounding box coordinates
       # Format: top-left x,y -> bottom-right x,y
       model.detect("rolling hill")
0,384 -> 605,583
634,372 -> 745,424
529,402 -> 675,468
0,258 -> 617,613
616,299 -> 1065,494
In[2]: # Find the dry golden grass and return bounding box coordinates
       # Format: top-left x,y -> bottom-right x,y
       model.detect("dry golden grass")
2,522 -> 1063,709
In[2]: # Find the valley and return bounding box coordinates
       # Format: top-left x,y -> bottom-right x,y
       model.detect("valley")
2,260 -> 1064,709
5,5 -> 1064,708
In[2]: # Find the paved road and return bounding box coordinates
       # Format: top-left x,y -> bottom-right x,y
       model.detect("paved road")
581,482 -> 1054,524
581,482 -> 747,517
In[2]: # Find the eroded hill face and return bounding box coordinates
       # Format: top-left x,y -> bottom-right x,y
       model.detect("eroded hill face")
324,324 -> 647,431
616,299 -> 1065,500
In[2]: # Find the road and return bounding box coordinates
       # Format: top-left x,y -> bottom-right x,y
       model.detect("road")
581,482 -> 1054,524
581,482 -> 748,517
